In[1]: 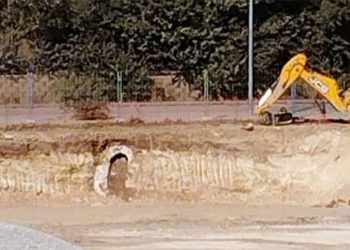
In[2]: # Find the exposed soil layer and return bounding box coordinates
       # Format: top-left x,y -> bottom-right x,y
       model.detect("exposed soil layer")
2,120 -> 350,249
1,121 -> 350,206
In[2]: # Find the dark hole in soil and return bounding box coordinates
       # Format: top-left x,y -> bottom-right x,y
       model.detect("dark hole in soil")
108,154 -> 136,201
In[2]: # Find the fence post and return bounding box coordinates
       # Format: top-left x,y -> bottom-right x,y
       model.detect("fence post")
115,70 -> 123,121
27,63 -> 35,109
117,70 -> 123,103
203,69 -> 210,119
203,69 -> 209,103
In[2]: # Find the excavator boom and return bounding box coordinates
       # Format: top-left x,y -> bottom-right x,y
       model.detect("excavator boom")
256,53 -> 307,114
256,53 -> 350,122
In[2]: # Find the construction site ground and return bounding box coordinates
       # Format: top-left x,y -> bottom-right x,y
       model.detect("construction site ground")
1,119 -> 350,249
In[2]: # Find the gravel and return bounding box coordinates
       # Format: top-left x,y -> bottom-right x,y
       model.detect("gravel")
0,222 -> 83,250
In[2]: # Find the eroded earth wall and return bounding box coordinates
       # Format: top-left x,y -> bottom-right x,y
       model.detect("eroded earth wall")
1,122 -> 349,206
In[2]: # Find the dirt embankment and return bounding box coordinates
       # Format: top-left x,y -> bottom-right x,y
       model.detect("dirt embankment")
0,121 -> 350,207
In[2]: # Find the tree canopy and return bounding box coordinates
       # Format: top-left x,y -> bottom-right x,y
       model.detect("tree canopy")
0,0 -> 349,100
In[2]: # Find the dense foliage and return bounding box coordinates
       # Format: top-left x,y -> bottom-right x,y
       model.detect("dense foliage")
0,0 -> 349,100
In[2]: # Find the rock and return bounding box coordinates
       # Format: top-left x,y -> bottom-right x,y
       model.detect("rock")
242,123 -> 254,131
2,133 -> 14,140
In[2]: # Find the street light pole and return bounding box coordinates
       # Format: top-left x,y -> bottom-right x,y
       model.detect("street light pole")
248,0 -> 254,115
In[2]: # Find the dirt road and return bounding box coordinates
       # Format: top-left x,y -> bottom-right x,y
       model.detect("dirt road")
1,202 -> 350,249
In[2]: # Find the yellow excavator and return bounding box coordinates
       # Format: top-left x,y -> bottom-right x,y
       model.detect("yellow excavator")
256,53 -> 350,125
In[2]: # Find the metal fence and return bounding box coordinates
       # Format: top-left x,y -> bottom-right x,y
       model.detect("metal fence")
0,71 -> 333,125
0,72 -> 252,124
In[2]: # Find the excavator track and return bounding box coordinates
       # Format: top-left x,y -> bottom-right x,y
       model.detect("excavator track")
258,111 -> 294,126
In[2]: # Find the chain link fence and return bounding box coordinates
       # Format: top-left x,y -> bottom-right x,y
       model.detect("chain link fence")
0,70 -> 256,125
0,69 -> 331,125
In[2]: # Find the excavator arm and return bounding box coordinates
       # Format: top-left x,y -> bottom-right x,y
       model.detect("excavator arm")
256,53 -> 350,119
256,53 -> 308,114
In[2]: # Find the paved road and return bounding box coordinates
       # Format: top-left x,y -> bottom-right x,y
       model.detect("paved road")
0,222 -> 82,250
0,100 -> 346,125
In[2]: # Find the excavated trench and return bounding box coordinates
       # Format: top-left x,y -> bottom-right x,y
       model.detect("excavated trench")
1,122 -> 350,206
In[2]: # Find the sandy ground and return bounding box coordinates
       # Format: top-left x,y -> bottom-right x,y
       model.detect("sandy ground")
1,120 -> 350,249
1,202 -> 350,249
